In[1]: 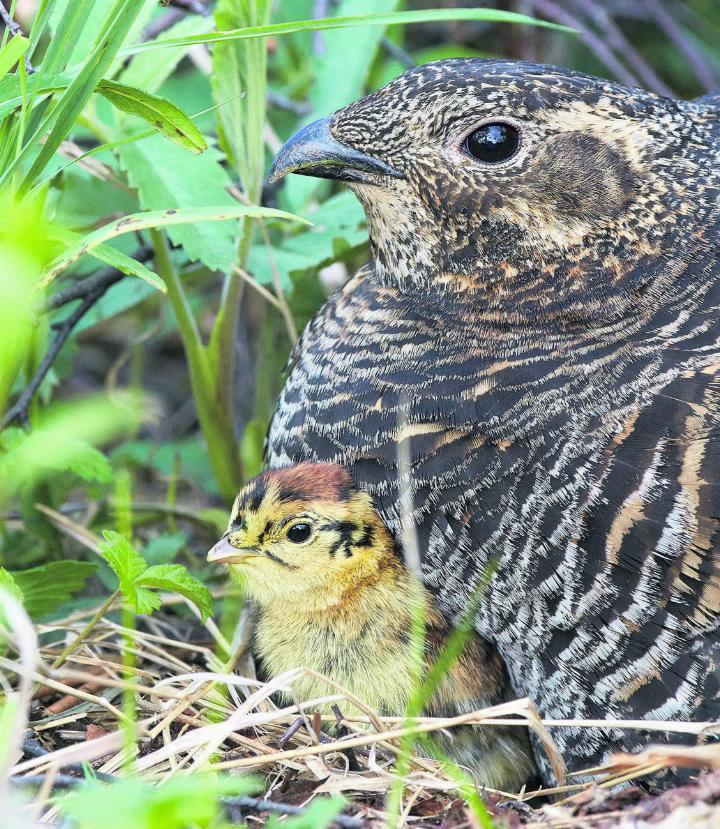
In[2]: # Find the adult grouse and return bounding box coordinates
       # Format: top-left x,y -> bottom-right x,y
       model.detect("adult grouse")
267,60 -> 720,784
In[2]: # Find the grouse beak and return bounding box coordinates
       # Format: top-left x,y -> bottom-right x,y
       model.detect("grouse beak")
207,536 -> 258,565
267,116 -> 403,185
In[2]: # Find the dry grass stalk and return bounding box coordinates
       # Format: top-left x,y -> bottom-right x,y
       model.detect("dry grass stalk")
3,608 -> 720,827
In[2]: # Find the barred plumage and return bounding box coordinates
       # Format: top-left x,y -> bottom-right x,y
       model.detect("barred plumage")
266,60 -> 720,785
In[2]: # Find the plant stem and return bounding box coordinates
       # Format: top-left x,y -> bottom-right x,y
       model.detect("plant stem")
151,229 -> 242,501
51,590 -> 120,669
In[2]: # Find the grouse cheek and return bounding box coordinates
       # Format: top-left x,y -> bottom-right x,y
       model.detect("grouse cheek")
528,133 -> 637,224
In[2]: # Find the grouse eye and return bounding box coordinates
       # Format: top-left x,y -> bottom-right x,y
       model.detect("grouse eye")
464,122 -> 520,163
286,522 -> 312,543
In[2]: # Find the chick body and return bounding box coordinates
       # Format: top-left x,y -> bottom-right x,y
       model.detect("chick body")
209,462 -> 536,791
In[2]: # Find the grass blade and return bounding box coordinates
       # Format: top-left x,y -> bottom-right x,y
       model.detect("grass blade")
41,205 -> 310,287
10,0 -> 145,193
0,36 -> 28,80
122,8 -> 574,56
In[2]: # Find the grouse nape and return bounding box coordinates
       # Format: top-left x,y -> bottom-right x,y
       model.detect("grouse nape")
266,59 -> 720,786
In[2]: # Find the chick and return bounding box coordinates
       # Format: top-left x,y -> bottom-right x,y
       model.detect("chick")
208,461 -> 536,791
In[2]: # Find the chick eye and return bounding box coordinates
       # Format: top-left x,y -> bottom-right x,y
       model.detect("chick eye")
464,123 -> 520,163
286,522 -> 312,543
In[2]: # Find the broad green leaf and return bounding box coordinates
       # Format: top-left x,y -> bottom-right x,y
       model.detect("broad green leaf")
0,36 -> 28,80
11,561 -> 97,620
248,191 -> 366,289
42,203 -> 308,286
118,137 -> 238,273
49,226 -> 164,292
0,567 -> 24,632
99,529 -> 146,598
0,429 -> 114,487
98,80 -> 207,153
0,72 -> 71,120
122,8 -> 572,56
136,564 -> 213,622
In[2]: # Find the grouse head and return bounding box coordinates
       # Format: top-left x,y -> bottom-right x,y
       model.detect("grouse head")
270,59 -> 719,322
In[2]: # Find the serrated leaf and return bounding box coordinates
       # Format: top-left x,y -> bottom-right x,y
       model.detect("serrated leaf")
48,438 -> 114,484
99,529 -> 147,609
132,585 -> 163,616
118,137 -> 237,272
11,561 -> 97,620
136,564 -> 213,621
98,80 -> 207,153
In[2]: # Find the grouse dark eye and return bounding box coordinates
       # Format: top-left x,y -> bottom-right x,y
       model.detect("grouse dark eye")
464,123 -> 520,163
287,522 -> 312,543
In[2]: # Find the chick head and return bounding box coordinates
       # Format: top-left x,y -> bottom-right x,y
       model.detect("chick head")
208,462 -> 394,602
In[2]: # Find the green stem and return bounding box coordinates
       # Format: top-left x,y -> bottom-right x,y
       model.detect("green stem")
121,596 -> 135,773
151,229 -> 241,501
51,590 -> 120,669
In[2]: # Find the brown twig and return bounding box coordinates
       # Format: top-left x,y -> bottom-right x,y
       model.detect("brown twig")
532,0 -> 641,87
644,0 -> 718,92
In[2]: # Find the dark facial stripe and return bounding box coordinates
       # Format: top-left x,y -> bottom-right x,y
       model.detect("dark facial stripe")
258,520 -> 274,544
265,550 -> 298,569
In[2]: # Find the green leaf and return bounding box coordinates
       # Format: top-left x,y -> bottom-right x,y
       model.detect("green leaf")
63,774 -> 258,829
0,399 -> 138,505
48,226 -> 164,292
248,191 -> 366,289
143,532 -> 187,566
136,564 -> 213,622
0,36 -> 28,80
266,798 -> 348,829
0,568 -> 24,605
118,137 -> 238,273
42,203 -> 308,286
11,561 -> 98,620
54,439 -> 115,484
122,8 -> 573,56
99,529 -> 147,607
98,80 -> 207,153
1,429 -> 114,486
0,567 -> 24,631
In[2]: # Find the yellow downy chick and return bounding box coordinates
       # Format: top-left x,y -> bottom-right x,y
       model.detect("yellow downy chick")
208,462 -> 536,791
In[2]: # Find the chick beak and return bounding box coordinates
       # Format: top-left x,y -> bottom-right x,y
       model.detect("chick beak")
267,116 -> 403,185
207,536 -> 257,565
